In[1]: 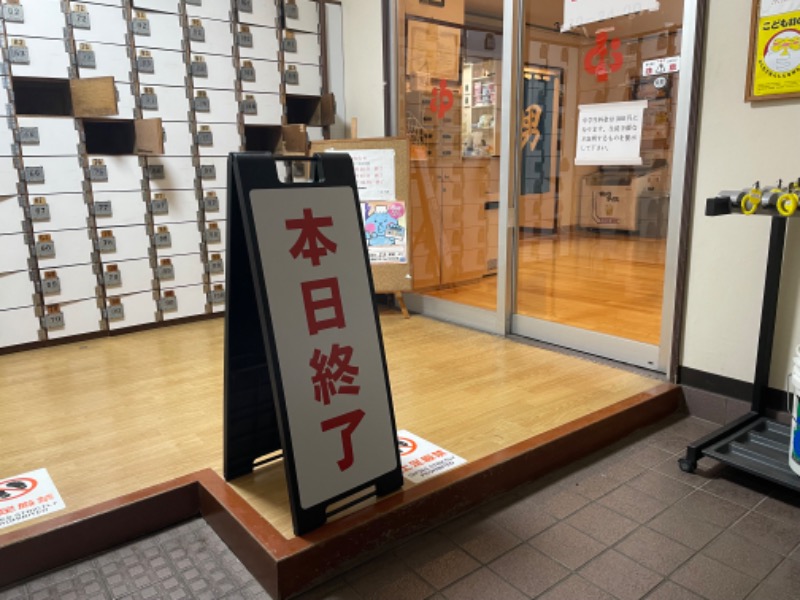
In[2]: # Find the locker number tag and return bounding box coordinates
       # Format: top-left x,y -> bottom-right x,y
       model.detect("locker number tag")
154,231 -> 172,248
9,44 -> 30,65
25,166 -> 45,183
204,196 -> 220,212
283,38 -> 298,53
196,129 -> 214,146
77,49 -> 96,68
189,23 -> 206,43
285,68 -> 299,85
157,264 -> 175,281
19,127 -> 39,145
2,4 -> 24,22
44,312 -> 65,330
94,201 -> 113,217
104,270 -> 122,287
194,96 -> 210,112
106,304 -> 125,321
36,240 -> 56,259
137,55 -> 155,73
160,296 -> 178,312
285,3 -> 299,20
204,228 -> 222,244
70,10 -> 91,30
89,164 -> 109,182
186,0 -> 202,5
208,288 -> 225,304
140,92 -> 159,110
241,98 -> 258,115
97,235 -> 117,253
30,202 -> 51,222
237,31 -> 253,48
132,16 -> 151,36
191,61 -> 209,78
151,197 -> 169,215
147,165 -> 165,179
208,258 -> 224,274
240,65 -> 256,81
238,0 -> 253,13
199,164 -> 216,179
42,276 -> 62,296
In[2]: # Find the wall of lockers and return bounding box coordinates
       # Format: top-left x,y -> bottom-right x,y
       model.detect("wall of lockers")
0,0 -> 329,350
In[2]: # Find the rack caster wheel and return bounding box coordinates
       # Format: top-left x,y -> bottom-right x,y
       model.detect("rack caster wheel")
678,458 -> 696,473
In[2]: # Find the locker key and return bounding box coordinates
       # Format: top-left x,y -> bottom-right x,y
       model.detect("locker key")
151,193 -> 169,215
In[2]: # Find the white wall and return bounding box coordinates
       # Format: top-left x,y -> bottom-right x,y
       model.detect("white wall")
681,0 -> 800,388
340,0 -> 386,138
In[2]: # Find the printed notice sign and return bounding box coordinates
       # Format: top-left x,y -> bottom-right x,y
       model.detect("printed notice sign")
397,430 -> 466,484
761,0 -> 800,17
753,11 -> 800,97
575,100 -> 647,166
562,0 -> 660,32
329,149 -> 396,202
0,468 -> 65,530
363,201 -> 407,264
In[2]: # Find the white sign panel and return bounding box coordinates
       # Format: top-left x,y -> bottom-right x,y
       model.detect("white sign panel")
0,468 -> 66,530
575,100 -> 647,166
642,56 -> 680,76
397,430 -> 466,484
329,149 -> 396,202
761,0 -> 800,17
250,186 -> 398,509
562,0 -> 660,31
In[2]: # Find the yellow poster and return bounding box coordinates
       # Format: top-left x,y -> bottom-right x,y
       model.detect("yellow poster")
754,11 -> 800,96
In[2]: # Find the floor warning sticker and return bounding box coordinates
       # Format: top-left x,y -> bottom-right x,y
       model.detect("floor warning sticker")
0,468 -> 65,530
397,430 -> 466,484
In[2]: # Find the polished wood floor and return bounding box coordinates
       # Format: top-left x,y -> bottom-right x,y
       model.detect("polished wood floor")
0,312 -> 662,540
426,232 -> 666,345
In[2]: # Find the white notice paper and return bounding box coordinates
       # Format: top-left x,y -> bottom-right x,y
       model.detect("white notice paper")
397,430 -> 466,484
0,468 -> 66,530
761,0 -> 800,17
329,149 -> 396,202
575,100 -> 647,166
562,0 -> 660,32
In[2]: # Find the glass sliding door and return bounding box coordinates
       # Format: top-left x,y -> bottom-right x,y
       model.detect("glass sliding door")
508,0 -> 694,370
396,0 -> 506,326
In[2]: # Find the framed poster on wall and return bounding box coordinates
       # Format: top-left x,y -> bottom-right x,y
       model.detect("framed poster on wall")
746,0 -> 800,101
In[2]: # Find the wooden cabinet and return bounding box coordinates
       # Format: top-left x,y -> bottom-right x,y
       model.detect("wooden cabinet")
410,158 -> 498,289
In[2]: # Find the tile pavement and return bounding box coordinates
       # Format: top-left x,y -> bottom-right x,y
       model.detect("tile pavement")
2,413 -> 800,599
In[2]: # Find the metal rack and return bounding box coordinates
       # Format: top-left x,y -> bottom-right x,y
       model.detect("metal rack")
678,194 -> 800,491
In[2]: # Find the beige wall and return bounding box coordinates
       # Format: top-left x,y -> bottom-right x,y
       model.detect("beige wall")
681,0 -> 800,388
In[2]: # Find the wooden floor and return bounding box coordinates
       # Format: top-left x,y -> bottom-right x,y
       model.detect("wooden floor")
426,232 -> 666,345
0,312 -> 663,540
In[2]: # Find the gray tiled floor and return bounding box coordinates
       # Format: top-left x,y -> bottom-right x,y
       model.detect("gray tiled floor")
3,413 -> 800,599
